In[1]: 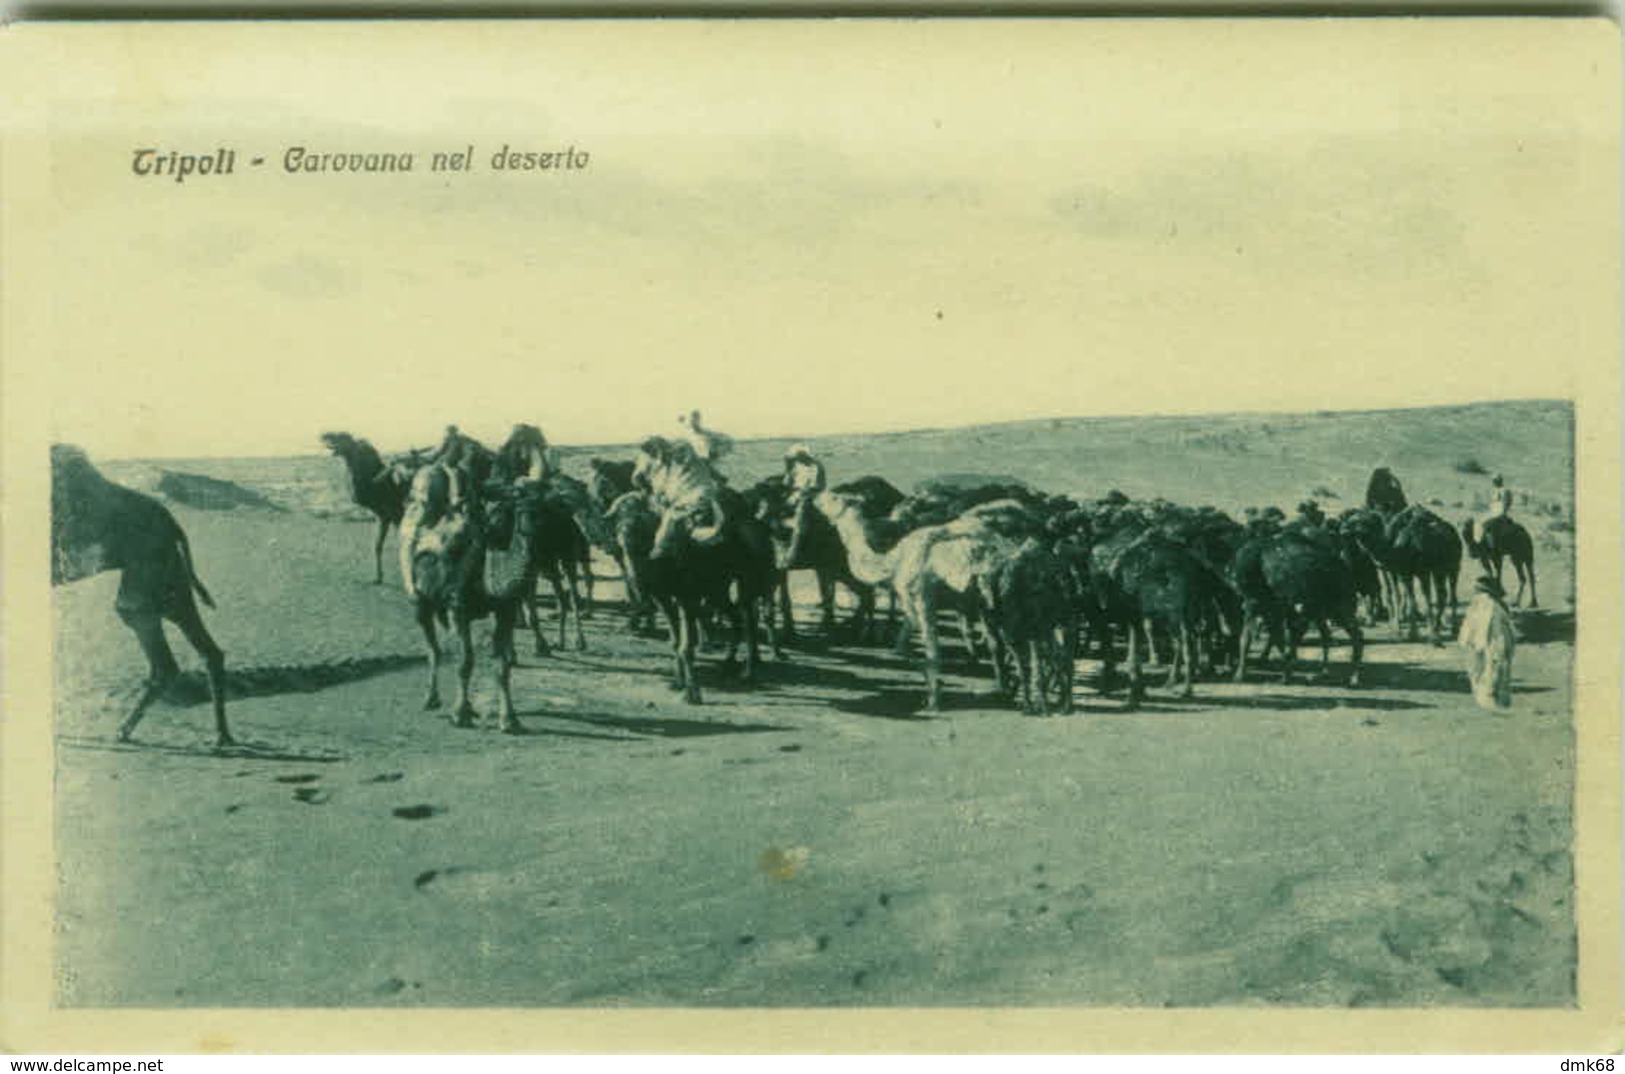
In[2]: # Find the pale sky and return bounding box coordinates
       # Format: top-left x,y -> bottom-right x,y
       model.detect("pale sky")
10,20 -> 1618,459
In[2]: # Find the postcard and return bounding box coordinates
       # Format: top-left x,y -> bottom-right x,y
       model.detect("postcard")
2,17 -> 1619,1054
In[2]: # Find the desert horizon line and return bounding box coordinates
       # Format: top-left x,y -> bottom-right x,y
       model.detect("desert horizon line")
79,395 -> 1571,466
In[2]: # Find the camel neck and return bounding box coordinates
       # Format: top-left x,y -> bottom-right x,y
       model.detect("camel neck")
818,499 -> 892,584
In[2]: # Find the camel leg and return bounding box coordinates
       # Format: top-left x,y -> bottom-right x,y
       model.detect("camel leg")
373,517 -> 391,585
567,563 -> 587,651
1390,571 -> 1405,631
847,579 -> 875,644
741,590 -> 761,685
1027,636 -> 1040,711
680,599 -> 703,705
171,603 -> 232,747
911,592 -> 943,714
1400,576 -> 1420,641
657,595 -> 687,693
547,572 -> 571,652
720,593 -> 746,677
527,585 -> 551,657
1177,621 -> 1194,698
417,605 -> 443,710
452,615 -> 477,727
891,613 -> 913,656
1057,623 -> 1077,715
1424,574 -> 1444,647
984,615 -> 1011,698
492,603 -> 523,734
761,589 -> 783,661
1315,619 -> 1333,681
1343,615 -> 1364,687
1280,617 -> 1302,685
1232,609 -> 1255,684
1525,556 -> 1538,608
817,569 -> 837,632
777,573 -> 796,645
1125,620 -> 1144,711
115,609 -> 180,744
580,551 -> 595,620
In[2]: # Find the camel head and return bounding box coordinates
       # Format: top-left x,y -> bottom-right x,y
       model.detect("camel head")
320,431 -> 359,456
50,444 -> 103,507
813,489 -> 861,524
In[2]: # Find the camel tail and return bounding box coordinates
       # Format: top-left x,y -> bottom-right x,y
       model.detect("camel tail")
176,529 -> 216,609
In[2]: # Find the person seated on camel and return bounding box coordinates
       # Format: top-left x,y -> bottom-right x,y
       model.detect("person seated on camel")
780,443 -> 827,568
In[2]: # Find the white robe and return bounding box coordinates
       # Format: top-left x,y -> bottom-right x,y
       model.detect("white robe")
1458,592 -> 1516,711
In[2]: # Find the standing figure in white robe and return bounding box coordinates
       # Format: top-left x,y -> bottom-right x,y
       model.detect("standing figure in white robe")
1458,575 -> 1516,711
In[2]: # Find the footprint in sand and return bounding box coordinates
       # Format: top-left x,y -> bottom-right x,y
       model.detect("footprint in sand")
275,774 -> 321,785
393,804 -> 444,820
366,772 -> 405,784
293,787 -> 330,804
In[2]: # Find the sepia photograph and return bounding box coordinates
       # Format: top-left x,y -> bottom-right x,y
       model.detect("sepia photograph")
1,17 -> 1619,1054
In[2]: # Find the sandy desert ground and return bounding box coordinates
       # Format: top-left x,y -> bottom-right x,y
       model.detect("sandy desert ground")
50,400 -> 1577,1008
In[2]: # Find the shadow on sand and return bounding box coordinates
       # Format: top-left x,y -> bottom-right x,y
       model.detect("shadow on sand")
157,654 -> 427,707
57,734 -> 348,764
526,708 -> 791,740
1514,608 -> 1575,645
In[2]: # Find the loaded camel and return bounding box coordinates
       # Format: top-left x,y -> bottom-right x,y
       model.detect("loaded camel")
320,431 -> 418,584
636,438 -> 779,704
402,462 -> 540,732
492,424 -> 600,649
51,445 -> 232,747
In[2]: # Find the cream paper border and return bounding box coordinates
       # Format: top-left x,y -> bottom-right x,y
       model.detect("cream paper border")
1,18 -> 1620,1054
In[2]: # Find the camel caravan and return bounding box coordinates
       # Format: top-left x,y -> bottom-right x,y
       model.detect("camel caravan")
49,416 -> 1544,747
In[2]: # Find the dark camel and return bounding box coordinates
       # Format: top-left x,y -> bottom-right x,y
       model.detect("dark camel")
638,487 -> 779,704
51,445 -> 231,747
1230,528 -> 1364,687
320,431 -> 415,584
1343,504 -> 1461,644
1461,516 -> 1537,607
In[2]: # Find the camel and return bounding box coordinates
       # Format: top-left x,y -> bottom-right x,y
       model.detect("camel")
398,432 -> 496,598
320,432 -> 415,584
816,490 -> 1026,712
1085,515 -> 1232,708
832,475 -> 906,520
605,490 -> 659,633
521,484 -> 592,654
742,474 -> 885,644
1230,528 -> 1364,687
406,469 -> 540,732
638,486 -> 779,704
50,445 -> 232,747
1461,516 -> 1537,607
491,424 -> 604,622
1342,504 -> 1461,644
981,538 -> 1077,715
